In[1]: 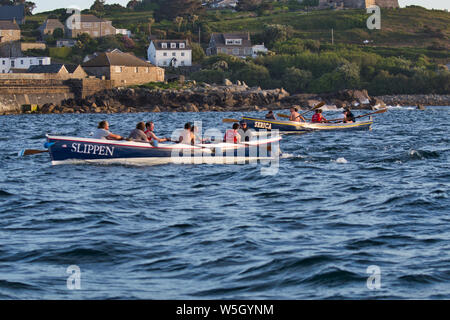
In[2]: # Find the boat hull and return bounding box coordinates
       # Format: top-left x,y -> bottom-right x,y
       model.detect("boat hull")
45,135 -> 281,165
243,117 -> 373,132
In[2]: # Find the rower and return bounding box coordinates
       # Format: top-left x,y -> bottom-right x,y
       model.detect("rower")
237,120 -> 253,142
128,122 -> 149,142
145,122 -> 170,146
224,123 -> 241,144
265,110 -> 276,120
311,109 -> 327,123
343,108 -> 355,123
178,122 -> 194,145
191,125 -> 207,144
93,120 -> 123,140
289,107 -> 306,122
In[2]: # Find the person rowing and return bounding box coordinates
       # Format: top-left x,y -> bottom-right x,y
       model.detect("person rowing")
128,122 -> 149,142
145,121 -> 170,146
224,123 -> 241,144
178,122 -> 194,145
311,109 -> 328,123
343,108 -> 356,123
93,120 -> 124,140
289,107 -> 306,122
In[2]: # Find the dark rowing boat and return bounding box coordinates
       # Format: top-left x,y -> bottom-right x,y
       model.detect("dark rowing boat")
45,134 -> 282,165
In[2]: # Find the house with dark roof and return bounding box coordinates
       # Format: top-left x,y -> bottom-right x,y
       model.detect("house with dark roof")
82,51 -> 164,85
207,32 -> 253,58
26,64 -> 88,79
0,20 -> 21,43
0,56 -> 51,74
0,4 -> 25,24
39,19 -> 65,37
65,14 -> 116,38
147,39 -> 192,68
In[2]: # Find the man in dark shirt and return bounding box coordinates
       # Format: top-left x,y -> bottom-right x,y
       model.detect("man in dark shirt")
128,122 -> 149,142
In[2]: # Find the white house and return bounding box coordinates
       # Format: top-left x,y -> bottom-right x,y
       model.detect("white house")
147,40 -> 192,68
116,29 -> 132,37
0,56 -> 51,73
252,44 -> 268,58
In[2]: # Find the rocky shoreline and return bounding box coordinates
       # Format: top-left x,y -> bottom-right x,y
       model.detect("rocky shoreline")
375,94 -> 450,106
1,81 -> 448,115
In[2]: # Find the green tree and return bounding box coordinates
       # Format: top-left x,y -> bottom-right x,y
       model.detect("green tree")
90,0 -> 105,12
52,28 -> 64,39
237,0 -> 262,11
282,67 -> 312,93
154,0 -> 203,21
262,24 -> 293,48
191,42 -> 205,63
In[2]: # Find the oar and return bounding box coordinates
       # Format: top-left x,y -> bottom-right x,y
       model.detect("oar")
355,108 -> 387,119
300,101 -> 325,116
222,118 -> 240,123
277,101 -> 326,119
19,149 -> 48,156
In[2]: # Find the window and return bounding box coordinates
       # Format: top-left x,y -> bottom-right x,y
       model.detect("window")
11,61 -> 15,67
83,23 -> 92,28
180,61 -> 184,66
181,52 -> 185,57
163,61 -> 167,66
93,31 -> 99,37
20,60 -> 24,65
225,39 -> 233,45
163,52 -> 167,56
116,66 -> 122,73
179,43 -> 185,49
172,52 -> 176,56
161,43 -> 167,48
234,39 -> 242,45
2,60 -> 5,65
233,48 -> 239,55
221,48 -> 227,54
39,60 -> 43,65
30,59 -> 33,65
135,67 -> 139,73
170,43 -> 176,48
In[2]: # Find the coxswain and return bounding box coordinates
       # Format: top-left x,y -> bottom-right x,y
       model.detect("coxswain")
343,108 -> 355,123
93,120 -> 123,140
237,120 -> 253,142
265,110 -> 276,120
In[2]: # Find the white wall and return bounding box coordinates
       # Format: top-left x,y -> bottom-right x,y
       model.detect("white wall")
0,57 -> 51,73
147,42 -> 192,68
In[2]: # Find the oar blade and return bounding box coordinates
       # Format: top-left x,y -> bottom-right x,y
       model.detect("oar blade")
222,118 -> 240,123
21,149 -> 48,156
277,113 -> 290,119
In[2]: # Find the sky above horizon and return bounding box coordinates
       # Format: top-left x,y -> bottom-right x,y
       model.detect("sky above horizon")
32,0 -> 449,13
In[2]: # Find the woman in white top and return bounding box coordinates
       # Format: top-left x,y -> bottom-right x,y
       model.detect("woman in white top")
178,123 -> 194,145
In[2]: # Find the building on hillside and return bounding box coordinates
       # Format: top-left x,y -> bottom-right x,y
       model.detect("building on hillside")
82,51 -> 164,86
0,56 -> 51,74
0,20 -> 21,43
57,39 -> 77,48
39,19 -> 65,37
65,14 -> 116,38
207,32 -> 266,58
252,44 -> 268,58
147,40 -> 192,68
210,0 -> 239,9
0,4 -> 25,24
318,0 -> 399,9
24,64 -> 87,80
116,29 -> 132,37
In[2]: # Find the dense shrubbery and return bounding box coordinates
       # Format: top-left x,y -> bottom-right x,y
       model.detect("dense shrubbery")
191,43 -> 450,95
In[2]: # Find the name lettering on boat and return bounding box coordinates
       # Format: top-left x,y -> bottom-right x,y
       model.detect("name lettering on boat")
71,143 -> 114,156
254,121 -> 272,130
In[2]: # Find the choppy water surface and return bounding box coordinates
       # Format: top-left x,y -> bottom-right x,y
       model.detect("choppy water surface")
0,107 -> 449,299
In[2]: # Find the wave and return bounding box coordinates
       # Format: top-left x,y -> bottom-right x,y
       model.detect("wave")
0,190 -> 13,197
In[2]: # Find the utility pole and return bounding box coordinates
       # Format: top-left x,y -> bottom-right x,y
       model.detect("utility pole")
331,28 -> 334,45
198,27 -> 201,44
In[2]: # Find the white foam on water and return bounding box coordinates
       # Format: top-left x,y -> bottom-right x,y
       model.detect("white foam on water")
334,157 -> 348,164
